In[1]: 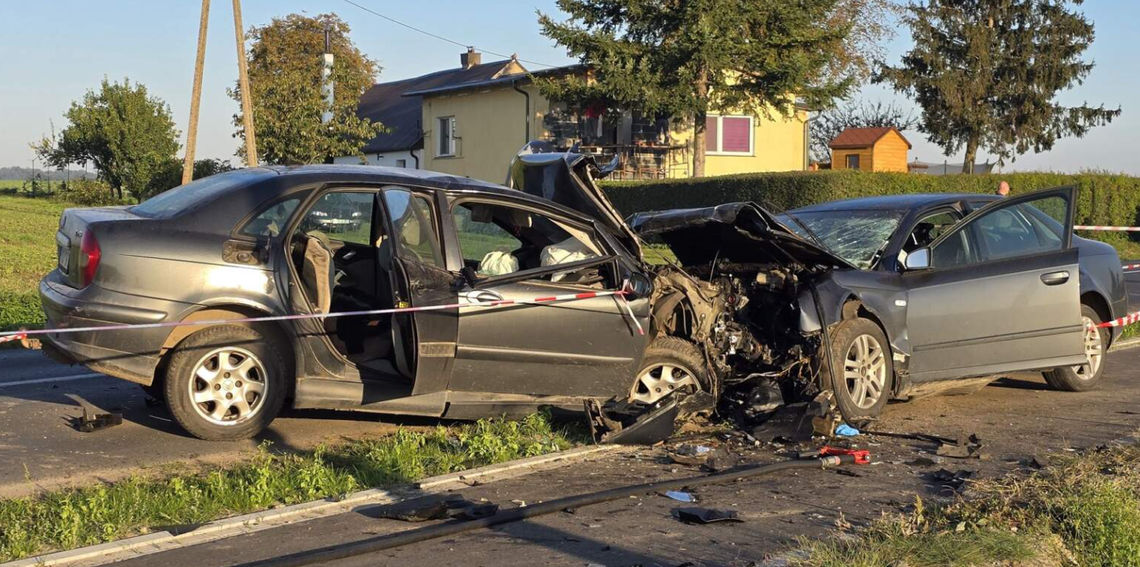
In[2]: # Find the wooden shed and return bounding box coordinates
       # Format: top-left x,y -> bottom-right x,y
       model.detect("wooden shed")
829,127 -> 911,172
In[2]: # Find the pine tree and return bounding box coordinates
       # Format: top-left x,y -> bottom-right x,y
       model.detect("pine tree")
877,0 -> 1121,173
538,0 -> 853,176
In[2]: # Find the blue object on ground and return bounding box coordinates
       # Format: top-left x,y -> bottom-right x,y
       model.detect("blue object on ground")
835,424 -> 860,437
664,491 -> 696,502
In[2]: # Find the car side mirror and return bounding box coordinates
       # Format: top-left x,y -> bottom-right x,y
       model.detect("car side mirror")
460,266 -> 479,289
904,248 -> 931,271
624,273 -> 654,299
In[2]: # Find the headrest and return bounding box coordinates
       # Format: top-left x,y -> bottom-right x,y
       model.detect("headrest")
509,209 -> 532,229
470,205 -> 494,223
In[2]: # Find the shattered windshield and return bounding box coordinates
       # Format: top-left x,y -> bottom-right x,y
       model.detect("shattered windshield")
782,210 -> 904,269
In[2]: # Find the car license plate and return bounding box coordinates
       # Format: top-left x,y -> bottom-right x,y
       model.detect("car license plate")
58,245 -> 69,272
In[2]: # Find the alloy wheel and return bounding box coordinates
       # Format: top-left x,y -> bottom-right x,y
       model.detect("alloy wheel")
631,363 -> 699,405
843,333 -> 887,409
188,347 -> 268,426
1074,315 -> 1104,380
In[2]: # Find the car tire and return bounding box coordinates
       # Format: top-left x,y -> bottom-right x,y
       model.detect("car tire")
630,337 -> 707,405
825,318 -> 893,421
1043,304 -> 1107,392
163,324 -> 287,441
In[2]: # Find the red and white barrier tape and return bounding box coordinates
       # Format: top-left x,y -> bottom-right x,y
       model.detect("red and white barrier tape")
1095,310 -> 1140,329
1122,263 -> 1140,272
1075,225 -> 1140,232
0,333 -> 26,345
0,289 -> 644,342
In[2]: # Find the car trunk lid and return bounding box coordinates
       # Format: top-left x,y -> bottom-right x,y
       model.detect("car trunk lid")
56,206 -> 144,288
628,202 -> 855,271
506,148 -> 642,258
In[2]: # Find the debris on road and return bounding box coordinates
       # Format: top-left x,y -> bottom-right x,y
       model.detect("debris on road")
664,490 -> 697,503
673,507 -> 743,524
66,394 -> 123,433
586,397 -> 679,445
936,434 -> 987,459
928,468 -> 975,494
368,494 -> 500,522
835,424 -> 860,437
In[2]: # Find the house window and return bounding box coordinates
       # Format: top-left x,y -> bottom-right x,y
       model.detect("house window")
396,159 -> 407,168
437,117 -> 456,157
845,154 -> 860,170
705,115 -> 753,155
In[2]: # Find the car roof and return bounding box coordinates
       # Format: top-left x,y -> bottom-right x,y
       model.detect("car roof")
187,164 -> 600,227
789,193 -> 1000,214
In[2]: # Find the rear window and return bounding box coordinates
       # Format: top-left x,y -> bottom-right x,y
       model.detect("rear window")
132,169 -> 266,218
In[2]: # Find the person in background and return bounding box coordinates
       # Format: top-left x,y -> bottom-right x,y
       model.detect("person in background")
997,180 -> 1010,197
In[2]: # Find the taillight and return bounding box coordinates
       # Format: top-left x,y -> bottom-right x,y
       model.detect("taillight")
79,230 -> 101,288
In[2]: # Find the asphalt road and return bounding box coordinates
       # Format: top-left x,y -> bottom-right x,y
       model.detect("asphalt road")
113,346 -> 1140,567
0,349 -> 425,498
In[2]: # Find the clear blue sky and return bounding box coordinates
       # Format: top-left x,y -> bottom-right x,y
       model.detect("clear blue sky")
1,0 -> 1135,174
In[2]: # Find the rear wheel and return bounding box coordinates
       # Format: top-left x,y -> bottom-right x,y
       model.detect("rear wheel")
1043,304 -> 1106,392
630,337 -> 706,405
164,325 -> 287,441
825,318 -> 893,421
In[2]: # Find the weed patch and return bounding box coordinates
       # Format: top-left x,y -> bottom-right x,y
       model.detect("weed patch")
793,442 -> 1140,567
0,413 -> 583,562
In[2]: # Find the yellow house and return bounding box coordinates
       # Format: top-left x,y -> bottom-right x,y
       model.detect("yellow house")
345,50 -> 811,184
829,127 -> 911,172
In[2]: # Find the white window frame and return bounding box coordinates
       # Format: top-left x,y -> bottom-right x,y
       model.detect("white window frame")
706,114 -> 755,156
437,116 -> 456,157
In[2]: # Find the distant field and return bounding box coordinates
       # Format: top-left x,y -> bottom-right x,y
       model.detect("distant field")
0,195 -> 68,330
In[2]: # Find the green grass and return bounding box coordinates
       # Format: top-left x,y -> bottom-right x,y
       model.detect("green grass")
0,412 -> 583,562
0,195 -> 70,331
793,439 -> 1140,567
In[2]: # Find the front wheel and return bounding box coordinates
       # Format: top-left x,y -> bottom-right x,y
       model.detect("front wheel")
630,337 -> 706,405
1043,304 -> 1106,392
824,318 -> 893,421
164,325 -> 287,441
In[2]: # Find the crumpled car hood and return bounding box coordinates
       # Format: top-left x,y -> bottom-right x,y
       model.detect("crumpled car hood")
628,202 -> 854,271
507,146 -> 642,258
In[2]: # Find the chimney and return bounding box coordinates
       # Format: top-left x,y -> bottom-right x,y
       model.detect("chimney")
461,47 -> 481,69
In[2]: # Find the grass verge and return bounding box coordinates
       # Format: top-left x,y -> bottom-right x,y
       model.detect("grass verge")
0,195 -> 69,332
792,439 -> 1140,567
0,413 -> 583,562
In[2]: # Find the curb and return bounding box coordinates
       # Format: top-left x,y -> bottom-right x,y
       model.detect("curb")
2,444 -> 626,567
1110,336 -> 1140,352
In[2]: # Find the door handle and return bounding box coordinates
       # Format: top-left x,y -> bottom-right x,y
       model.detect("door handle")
1040,271 -> 1070,286
463,290 -> 504,303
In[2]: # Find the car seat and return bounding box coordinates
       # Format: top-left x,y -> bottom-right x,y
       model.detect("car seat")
301,232 -> 334,314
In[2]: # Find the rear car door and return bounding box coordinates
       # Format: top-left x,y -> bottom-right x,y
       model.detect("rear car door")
379,187 -> 457,393
445,197 -> 650,398
904,187 -> 1086,381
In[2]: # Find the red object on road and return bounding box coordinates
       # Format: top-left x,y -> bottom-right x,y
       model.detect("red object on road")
0,333 -> 25,345
819,446 -> 871,465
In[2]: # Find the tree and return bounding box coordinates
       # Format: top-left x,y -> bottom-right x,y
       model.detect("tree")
819,0 -> 905,85
141,158 -> 235,200
35,78 -> 180,198
809,99 -> 917,163
877,0 -> 1121,173
231,13 -> 384,165
538,0 -> 853,177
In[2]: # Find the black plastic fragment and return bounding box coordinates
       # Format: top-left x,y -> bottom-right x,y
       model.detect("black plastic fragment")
672,507 -> 743,524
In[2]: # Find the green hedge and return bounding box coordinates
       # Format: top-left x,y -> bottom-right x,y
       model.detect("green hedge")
602,170 -> 1140,254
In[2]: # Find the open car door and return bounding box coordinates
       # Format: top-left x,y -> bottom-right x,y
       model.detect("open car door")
903,186 -> 1086,381
379,186 -> 457,394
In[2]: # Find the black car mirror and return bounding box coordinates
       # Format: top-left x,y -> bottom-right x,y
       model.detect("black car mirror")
624,273 -> 654,299
460,266 -> 480,289
903,248 -> 931,271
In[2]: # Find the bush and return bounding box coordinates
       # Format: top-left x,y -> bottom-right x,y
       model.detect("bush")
61,179 -> 124,207
603,170 -> 1140,254
0,291 -> 43,333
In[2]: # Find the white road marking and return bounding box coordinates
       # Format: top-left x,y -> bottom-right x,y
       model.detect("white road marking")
0,373 -> 106,389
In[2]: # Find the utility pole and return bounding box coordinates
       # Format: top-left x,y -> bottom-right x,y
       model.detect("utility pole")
232,0 -> 258,166
182,0 -> 211,185
321,23 -> 335,163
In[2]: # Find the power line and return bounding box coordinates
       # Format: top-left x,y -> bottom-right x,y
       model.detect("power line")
339,0 -> 560,69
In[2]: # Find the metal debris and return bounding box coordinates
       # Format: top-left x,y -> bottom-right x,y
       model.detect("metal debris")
66,394 -> 123,433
